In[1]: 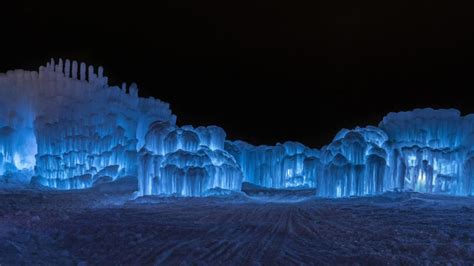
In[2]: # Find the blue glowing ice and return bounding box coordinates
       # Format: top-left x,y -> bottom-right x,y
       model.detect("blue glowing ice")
0,59 -> 176,189
138,122 -> 242,196
224,141 -> 319,188
379,109 -> 474,195
227,115 -> 474,197
1,60 -> 473,197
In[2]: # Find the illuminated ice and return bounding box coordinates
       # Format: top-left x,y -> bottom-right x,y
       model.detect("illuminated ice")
314,109 -> 474,197
0,59 -> 176,189
225,141 -> 320,188
138,122 -> 242,196
379,108 -> 474,195
228,113 -> 474,197
1,60 -> 473,197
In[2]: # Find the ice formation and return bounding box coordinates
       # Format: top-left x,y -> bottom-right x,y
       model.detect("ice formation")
225,126 -> 390,197
0,59 -> 242,196
224,141 -> 320,188
138,122 -> 242,196
0,59 -> 176,189
1,60 -> 473,197
227,113 -> 474,197
379,109 -> 474,195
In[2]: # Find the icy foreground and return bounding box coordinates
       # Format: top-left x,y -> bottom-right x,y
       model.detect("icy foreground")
1,59 -> 474,196
0,184 -> 473,264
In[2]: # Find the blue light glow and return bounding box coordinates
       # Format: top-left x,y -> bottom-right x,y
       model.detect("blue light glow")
0,59 -> 473,197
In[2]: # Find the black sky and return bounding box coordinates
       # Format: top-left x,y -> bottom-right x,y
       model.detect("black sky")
2,1 -> 474,148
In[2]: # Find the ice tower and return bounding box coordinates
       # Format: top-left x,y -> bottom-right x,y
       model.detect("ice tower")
379,109 -> 474,195
0,59 -> 176,188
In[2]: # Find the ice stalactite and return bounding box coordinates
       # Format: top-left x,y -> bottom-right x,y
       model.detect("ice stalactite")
2,60 -> 474,197
0,59 -> 176,188
314,127 -> 389,197
138,122 -> 243,196
225,141 -> 320,189
227,110 -> 474,197
379,109 -> 474,196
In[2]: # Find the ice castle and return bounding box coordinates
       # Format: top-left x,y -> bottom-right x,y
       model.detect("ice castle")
0,59 -> 473,197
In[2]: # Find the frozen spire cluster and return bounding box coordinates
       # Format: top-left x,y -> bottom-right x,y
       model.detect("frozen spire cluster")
224,126 -> 389,196
0,60 -> 473,197
316,126 -> 390,196
225,141 -> 320,188
0,59 -> 176,188
379,109 -> 474,195
138,122 -> 242,196
226,110 -> 474,196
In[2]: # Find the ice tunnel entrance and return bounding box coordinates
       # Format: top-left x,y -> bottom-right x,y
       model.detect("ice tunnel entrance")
12,129 -> 37,171
0,111 -> 37,177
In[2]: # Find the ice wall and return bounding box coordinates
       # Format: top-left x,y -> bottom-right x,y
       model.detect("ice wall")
225,141 -> 320,188
380,108 -> 474,195
0,59 -> 176,188
225,127 -> 390,196
315,126 -> 389,197
0,69 -> 38,175
228,113 -> 474,197
138,122 -> 243,196
1,61 -> 474,197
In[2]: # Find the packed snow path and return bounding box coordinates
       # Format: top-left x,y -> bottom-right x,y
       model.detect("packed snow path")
0,183 -> 473,265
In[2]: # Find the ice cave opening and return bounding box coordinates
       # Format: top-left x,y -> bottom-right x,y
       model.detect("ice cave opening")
0,59 -> 473,197
0,122 -> 37,175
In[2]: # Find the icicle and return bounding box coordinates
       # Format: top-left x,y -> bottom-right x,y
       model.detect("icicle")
56,58 -> 63,74
64,59 -> 71,78
50,58 -> 55,70
98,66 -> 104,79
80,62 -> 86,81
129,83 -> 138,97
121,82 -> 127,93
72,61 -> 78,79
88,65 -> 94,83
96,66 -> 104,86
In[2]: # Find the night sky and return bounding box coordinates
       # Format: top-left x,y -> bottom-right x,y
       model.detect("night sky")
2,1 -> 474,148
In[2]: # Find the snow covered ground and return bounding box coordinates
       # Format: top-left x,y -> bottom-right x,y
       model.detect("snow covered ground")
1,179 -> 473,265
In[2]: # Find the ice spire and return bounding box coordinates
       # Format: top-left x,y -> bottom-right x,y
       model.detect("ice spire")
65,59 -> 71,78
72,61 -> 78,79
80,62 -> 86,81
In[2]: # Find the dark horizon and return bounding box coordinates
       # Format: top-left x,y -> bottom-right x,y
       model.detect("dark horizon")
2,1 -> 474,148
